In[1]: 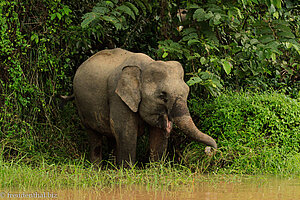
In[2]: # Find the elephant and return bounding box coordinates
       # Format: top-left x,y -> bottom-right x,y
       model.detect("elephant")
65,48 -> 217,166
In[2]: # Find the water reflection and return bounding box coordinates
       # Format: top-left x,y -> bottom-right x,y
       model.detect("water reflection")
55,177 -> 300,200
7,177 -> 300,200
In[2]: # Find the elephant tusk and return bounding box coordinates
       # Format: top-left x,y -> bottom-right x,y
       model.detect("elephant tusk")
166,119 -> 172,134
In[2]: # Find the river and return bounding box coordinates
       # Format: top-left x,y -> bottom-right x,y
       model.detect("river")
56,176 -> 300,200
3,176 -> 300,199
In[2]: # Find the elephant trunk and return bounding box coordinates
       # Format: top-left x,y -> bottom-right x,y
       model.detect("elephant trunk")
171,99 -> 217,149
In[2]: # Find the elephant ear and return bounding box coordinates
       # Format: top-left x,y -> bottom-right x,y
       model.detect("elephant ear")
115,65 -> 141,112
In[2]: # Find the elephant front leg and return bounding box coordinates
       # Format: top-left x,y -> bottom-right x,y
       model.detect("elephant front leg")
149,127 -> 169,161
109,103 -> 139,167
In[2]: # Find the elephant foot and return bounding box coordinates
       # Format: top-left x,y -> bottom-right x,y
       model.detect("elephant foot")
90,145 -> 102,167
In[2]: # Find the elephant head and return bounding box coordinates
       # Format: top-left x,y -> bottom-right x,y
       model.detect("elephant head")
115,61 -> 217,149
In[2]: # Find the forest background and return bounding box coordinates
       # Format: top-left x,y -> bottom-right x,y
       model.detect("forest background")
0,0 -> 299,178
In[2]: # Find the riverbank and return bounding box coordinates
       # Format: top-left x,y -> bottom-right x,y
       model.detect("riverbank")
1,159 -> 300,199
1,157 -> 299,191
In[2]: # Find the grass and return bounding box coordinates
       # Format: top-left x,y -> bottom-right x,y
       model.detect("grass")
0,157 -> 215,191
1,155 -> 299,191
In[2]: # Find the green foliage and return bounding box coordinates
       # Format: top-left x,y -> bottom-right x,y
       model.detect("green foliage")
156,0 -> 299,98
184,92 -> 300,174
0,0 -> 299,175
81,0 -> 141,30
186,70 -> 223,97
80,0 -> 160,55
0,0 -> 89,164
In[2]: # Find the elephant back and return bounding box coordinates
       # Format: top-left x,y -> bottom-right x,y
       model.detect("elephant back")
73,48 -> 134,133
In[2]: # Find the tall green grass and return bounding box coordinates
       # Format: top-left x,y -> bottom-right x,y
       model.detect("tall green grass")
1,156 -> 299,191
0,156 -> 217,190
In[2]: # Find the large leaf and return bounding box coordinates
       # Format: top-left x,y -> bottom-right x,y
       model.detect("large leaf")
287,41 -> 300,54
182,28 -> 197,35
135,0 -> 147,15
193,8 -> 206,21
187,76 -> 202,86
278,31 -> 295,39
142,0 -> 152,13
116,5 -> 136,20
259,35 -> 275,44
187,4 -> 200,9
265,41 -> 280,50
81,12 -> 98,28
250,39 -> 259,45
257,27 -> 273,35
187,39 -> 201,46
271,0 -> 282,9
275,24 -> 292,33
104,0 -> 117,7
182,33 -> 198,41
92,6 -> 109,15
213,13 -> 222,25
221,60 -> 233,75
102,15 -> 123,30
124,2 -> 139,16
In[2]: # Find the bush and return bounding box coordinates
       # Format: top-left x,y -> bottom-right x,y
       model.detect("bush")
184,92 -> 300,175
0,0 -> 92,165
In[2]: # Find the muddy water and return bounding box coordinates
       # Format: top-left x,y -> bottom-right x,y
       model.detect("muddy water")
5,177 -> 300,200
55,177 -> 300,200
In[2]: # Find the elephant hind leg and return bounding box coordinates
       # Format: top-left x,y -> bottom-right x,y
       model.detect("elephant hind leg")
87,129 -> 103,166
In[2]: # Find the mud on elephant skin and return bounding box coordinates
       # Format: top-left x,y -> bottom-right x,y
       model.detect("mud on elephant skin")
64,48 -> 217,166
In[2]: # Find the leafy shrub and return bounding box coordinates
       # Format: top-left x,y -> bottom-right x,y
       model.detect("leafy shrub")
0,0 -> 90,164
183,92 -> 300,174
156,1 -> 300,98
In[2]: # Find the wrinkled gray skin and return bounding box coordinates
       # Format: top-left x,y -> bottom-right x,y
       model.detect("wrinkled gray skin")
73,48 -> 217,165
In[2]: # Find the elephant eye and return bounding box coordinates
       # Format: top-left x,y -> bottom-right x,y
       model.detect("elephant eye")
158,92 -> 168,103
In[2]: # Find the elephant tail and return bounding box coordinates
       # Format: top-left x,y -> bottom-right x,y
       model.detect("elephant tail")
60,94 -> 75,101
58,94 -> 75,109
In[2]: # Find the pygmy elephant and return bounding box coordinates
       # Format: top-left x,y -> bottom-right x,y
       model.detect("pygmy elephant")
70,48 -> 217,165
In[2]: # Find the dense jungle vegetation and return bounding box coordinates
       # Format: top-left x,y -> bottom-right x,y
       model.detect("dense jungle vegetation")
0,0 -> 299,179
